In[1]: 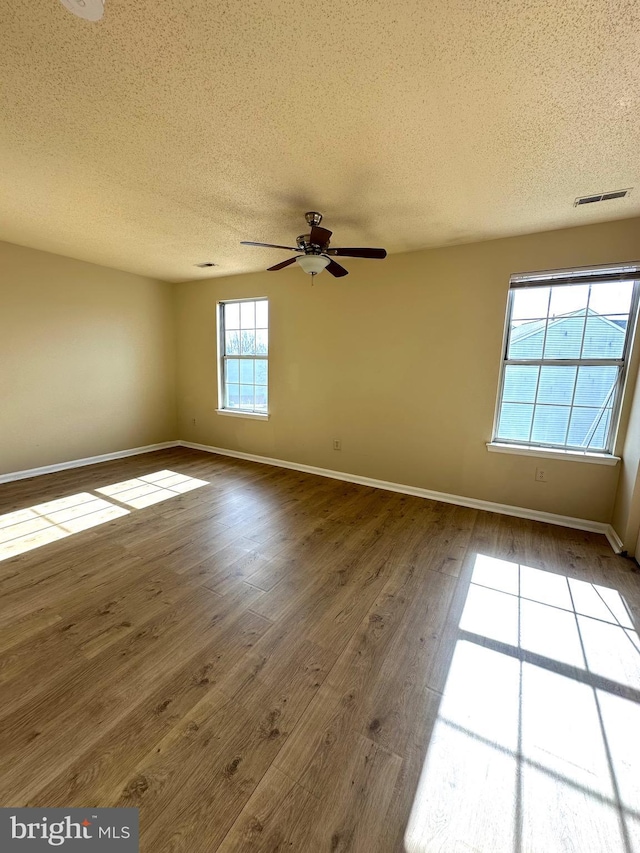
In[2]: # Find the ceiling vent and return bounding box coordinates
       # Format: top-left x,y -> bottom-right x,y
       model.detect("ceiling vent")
574,188 -> 632,206
194,262 -> 216,268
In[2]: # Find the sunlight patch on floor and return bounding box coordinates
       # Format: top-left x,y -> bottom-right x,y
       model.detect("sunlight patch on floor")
96,470 -> 209,508
0,493 -> 129,562
0,471 -> 210,563
405,554 -> 640,853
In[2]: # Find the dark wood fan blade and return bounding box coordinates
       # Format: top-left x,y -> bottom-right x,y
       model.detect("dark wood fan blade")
329,247 -> 387,259
309,225 -> 332,246
267,257 -> 298,271
326,259 -> 349,278
241,241 -> 300,251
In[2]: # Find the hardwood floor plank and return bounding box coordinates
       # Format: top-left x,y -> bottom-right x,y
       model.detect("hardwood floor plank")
217,765 -> 319,852
220,735 -> 403,853
27,610 -> 272,809
115,637 -> 334,851
0,584 -> 265,803
274,564 -> 454,792
1,447 -> 638,852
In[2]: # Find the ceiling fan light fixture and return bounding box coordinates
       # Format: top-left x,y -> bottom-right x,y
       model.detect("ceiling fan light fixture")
296,255 -> 330,276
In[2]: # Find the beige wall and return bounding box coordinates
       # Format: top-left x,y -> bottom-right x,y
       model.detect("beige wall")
0,241 -> 177,475
175,217 -> 640,525
3,217 -> 639,529
612,357 -> 640,554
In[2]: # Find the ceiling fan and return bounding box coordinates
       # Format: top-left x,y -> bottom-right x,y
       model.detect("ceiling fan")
241,212 -> 387,278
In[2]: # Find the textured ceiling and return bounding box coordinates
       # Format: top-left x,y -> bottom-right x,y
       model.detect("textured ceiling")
1,0 -> 639,282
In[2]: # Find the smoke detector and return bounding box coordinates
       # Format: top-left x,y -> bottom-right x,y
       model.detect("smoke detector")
58,0 -> 104,21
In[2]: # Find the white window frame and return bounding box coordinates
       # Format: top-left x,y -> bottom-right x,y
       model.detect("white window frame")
216,297 -> 269,420
490,263 -> 640,459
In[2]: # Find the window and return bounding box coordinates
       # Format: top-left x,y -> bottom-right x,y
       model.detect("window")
218,298 -> 268,415
493,265 -> 640,454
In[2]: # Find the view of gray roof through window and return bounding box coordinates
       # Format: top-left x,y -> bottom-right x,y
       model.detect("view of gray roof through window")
495,278 -> 637,452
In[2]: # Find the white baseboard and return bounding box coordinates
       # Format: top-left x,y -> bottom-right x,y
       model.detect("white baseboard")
604,525 -> 624,554
0,441 -> 181,485
0,438 -> 624,554
180,441 -> 623,552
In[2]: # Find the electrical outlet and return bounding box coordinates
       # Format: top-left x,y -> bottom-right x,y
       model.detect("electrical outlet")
192,418 -> 196,425
333,439 -> 342,451
535,467 -> 547,482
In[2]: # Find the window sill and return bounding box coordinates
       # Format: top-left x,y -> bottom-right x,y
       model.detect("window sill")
486,442 -> 620,466
216,409 -> 270,421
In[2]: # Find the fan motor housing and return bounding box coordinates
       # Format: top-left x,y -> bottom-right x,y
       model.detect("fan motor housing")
304,211 -> 323,227
297,234 -> 326,253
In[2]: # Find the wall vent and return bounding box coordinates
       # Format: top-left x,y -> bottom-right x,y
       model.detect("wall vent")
574,188 -> 632,206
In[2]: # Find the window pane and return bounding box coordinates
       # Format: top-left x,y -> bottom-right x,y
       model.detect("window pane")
574,366 -> 618,408
581,316 -> 626,359
537,366 -> 577,406
496,276 -> 636,452
240,301 -> 255,329
567,408 -> 611,449
255,387 -> 268,411
241,330 -> 256,355
590,410 -> 611,449
221,299 -> 268,415
502,365 -> 539,403
226,384 -> 240,409
256,329 -> 268,355
497,403 -> 534,442
543,315 -> 585,358
225,330 -> 240,355
240,360 -> 254,384
226,358 -> 240,384
256,300 -> 268,328
240,384 -> 254,409
549,284 -> 589,318
589,281 -> 633,315
224,302 -> 240,329
508,321 -> 545,359
511,288 -> 550,320
531,405 -> 571,444
255,359 -> 268,385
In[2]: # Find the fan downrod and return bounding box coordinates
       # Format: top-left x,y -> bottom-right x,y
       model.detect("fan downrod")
304,211 -> 323,227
